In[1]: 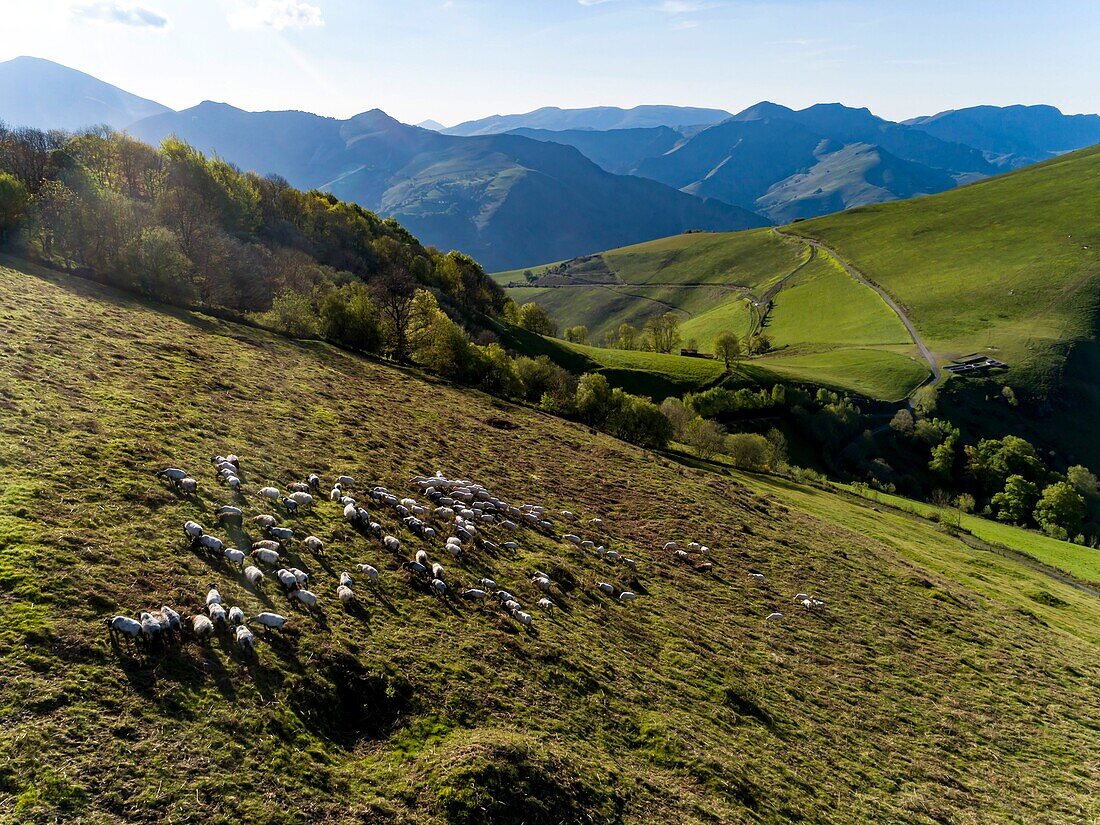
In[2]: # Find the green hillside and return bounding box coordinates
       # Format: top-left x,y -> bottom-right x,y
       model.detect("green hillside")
1,260 -> 1098,823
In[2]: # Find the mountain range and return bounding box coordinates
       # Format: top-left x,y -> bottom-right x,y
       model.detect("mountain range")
3,56 -> 1100,268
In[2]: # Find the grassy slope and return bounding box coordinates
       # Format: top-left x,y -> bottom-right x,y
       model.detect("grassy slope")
0,261 -> 1098,824
793,145 -> 1100,390
838,484 -> 1100,586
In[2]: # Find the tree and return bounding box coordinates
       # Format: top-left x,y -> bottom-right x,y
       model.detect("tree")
965,435 -> 1045,496
683,417 -> 726,459
616,323 -> 639,350
889,408 -> 915,434
564,325 -> 588,344
713,331 -> 741,370
991,474 -> 1040,525
574,373 -> 614,426
659,397 -> 693,439
725,433 -> 771,469
0,171 -> 29,243
745,333 -> 772,356
643,312 -> 681,353
928,433 -> 958,482
1066,465 -> 1099,498
371,259 -> 416,361
1033,482 -> 1086,539
516,302 -> 555,336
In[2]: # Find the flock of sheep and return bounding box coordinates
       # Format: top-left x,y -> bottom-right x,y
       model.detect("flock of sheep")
108,454 -> 825,662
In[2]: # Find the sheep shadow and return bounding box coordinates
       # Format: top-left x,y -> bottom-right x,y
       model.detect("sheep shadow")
368,589 -> 399,614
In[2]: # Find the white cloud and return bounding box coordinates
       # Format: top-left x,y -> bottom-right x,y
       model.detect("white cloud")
653,0 -> 718,12
228,0 -> 325,31
71,1 -> 168,28
578,1 -> 620,5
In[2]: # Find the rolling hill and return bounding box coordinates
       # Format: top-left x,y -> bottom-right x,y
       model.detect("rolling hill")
906,104 -> 1100,168
129,102 -> 765,272
1,256 -> 1097,823
442,105 -> 732,136
0,56 -> 171,131
501,144 -> 1100,463
504,126 -> 684,175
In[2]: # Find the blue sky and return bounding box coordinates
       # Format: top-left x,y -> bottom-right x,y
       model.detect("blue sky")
2,0 -> 1097,125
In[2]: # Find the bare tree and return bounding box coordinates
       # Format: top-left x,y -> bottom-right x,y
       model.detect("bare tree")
372,262 -> 416,361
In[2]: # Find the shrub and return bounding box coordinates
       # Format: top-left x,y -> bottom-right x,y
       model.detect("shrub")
725,433 -> 771,470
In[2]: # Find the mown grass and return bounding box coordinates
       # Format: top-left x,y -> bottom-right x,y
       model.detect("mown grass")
0,260 -> 1097,824
837,483 -> 1100,586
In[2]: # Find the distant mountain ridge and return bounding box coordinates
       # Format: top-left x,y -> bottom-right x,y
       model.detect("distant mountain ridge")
443,105 -> 732,136
130,102 -> 766,271
905,104 -> 1100,168
0,56 -> 171,131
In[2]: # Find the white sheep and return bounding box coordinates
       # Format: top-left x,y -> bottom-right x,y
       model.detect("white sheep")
532,576 -> 552,591
622,558 -> 637,572
308,473 -> 321,489
479,578 -> 498,591
160,605 -> 182,633
513,610 -> 533,625
502,541 -> 519,551
192,614 -> 214,639
336,475 -> 355,489
206,587 -> 222,606
294,589 -> 318,609
430,578 -> 447,596
431,562 -> 445,580
276,568 -> 298,590
288,491 -> 313,510
597,582 -> 615,595
663,541 -> 680,551
252,547 -> 280,567
235,624 -> 255,655
244,566 -> 265,587
749,573 -> 766,583
179,478 -> 198,494
207,602 -> 227,628
158,467 -> 187,484
216,506 -> 243,524
290,567 -> 310,586
288,481 -> 310,493
344,502 -> 358,522
249,612 -> 286,632
183,520 -> 204,540
619,591 -> 637,601
268,526 -> 293,542
337,585 -> 355,605
444,542 -> 462,557
303,536 -> 324,554
259,486 -> 281,501
383,535 -> 401,554
562,534 -> 582,545
494,589 -> 515,602
198,535 -> 224,553
503,599 -> 522,612
224,547 -> 246,567
253,514 -> 277,530
228,606 -> 245,627
462,588 -> 487,599
356,564 -> 379,580
536,598 -> 555,613
330,485 -> 344,502
106,615 -> 142,641
339,571 -> 353,588
766,612 -> 783,621
415,549 -> 429,566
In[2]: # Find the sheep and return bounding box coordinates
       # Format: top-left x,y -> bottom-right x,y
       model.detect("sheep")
697,562 -> 714,573
225,476 -> 241,491
288,481 -> 310,494
336,475 -> 355,489
793,593 -> 809,602
502,541 -> 519,551
330,485 -> 344,502
356,564 -> 379,580
415,549 -> 429,567
513,610 -> 533,625
106,615 -> 142,642
619,591 -> 637,601
198,534 -> 224,554
479,578 -> 498,590
340,495 -> 357,507
206,587 -> 222,606
344,502 -> 359,522
228,606 -> 245,627
428,578 -> 447,596
160,605 -> 182,634
494,590 -> 515,603
590,518 -> 604,527
532,576 -> 552,591
259,486 -> 281,501
253,514 -> 278,531
605,550 -> 620,562
383,535 -> 401,554
280,497 -> 299,515
183,520 -> 204,541
294,589 -> 318,609
562,534 -> 582,545
289,567 -> 309,586
688,541 -> 702,552
268,526 -> 294,542
749,572 -> 766,583
208,602 -> 227,629
403,560 -> 427,575
444,542 -> 462,557
303,536 -> 324,554
500,520 -> 517,530
675,550 -> 690,561
462,588 -> 487,599
225,454 -> 240,467
235,625 -> 255,655
251,548 -> 280,567
337,584 -> 355,605
339,571 -> 353,588
424,526 -> 437,539
179,477 -> 198,494
192,614 -> 214,639
431,562 -> 445,580
561,510 -> 576,521
663,541 -> 680,551
622,558 -> 637,572
537,598 -> 555,613
249,612 -> 286,633
244,566 -> 265,587
224,548 -> 246,567
765,612 -> 783,621
288,491 -> 313,510
216,506 -> 243,524
158,467 -> 187,485
581,540 -> 595,550
597,582 -> 615,595
308,473 -> 321,489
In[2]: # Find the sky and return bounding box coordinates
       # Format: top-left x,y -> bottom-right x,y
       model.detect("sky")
1,0 -> 1097,126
